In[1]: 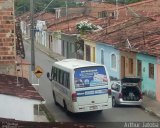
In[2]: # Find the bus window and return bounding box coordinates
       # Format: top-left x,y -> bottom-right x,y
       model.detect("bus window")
51,66 -> 54,80
51,66 -> 57,81
74,66 -> 108,88
60,70 -> 64,85
67,73 -> 70,88
56,69 -> 59,83
63,72 -> 66,87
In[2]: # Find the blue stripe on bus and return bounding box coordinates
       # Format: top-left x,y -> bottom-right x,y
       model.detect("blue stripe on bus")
76,88 -> 108,97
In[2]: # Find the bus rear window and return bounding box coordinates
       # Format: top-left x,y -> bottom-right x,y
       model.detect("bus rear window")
74,66 -> 108,88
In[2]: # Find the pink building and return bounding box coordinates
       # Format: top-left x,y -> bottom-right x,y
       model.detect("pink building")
156,59 -> 160,102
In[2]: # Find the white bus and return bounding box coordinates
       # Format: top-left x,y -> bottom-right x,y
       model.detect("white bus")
47,59 -> 112,113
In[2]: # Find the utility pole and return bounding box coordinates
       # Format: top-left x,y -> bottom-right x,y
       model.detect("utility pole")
65,0 -> 68,17
66,0 -> 70,31
30,0 -> 35,71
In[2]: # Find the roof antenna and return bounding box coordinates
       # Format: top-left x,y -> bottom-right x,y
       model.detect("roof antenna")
126,38 -> 132,49
115,0 -> 119,20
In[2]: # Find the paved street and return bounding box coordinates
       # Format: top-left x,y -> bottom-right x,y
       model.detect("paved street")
24,41 -> 160,124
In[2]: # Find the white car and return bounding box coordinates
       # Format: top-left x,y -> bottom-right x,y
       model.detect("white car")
111,77 -> 143,107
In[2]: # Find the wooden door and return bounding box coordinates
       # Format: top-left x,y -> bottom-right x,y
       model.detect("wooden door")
121,56 -> 125,79
85,45 -> 91,61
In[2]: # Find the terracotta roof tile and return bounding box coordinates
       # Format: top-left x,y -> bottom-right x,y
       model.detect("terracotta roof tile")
0,118 -> 96,128
17,12 -> 30,21
0,74 -> 44,101
84,11 -> 160,56
17,12 -> 56,26
48,15 -> 100,32
35,12 -> 56,26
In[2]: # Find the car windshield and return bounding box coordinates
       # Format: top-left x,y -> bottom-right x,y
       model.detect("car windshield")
74,66 -> 108,88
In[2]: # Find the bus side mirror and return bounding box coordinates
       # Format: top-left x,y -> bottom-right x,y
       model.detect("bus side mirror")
47,72 -> 51,81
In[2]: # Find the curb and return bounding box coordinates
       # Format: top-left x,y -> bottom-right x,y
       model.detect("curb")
24,39 -> 52,59
24,38 -> 56,122
141,105 -> 160,119
40,104 -> 55,122
23,38 -> 60,61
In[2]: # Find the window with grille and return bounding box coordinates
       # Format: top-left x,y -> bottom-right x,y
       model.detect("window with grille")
149,63 -> 154,79
101,49 -> 104,64
85,45 -> 91,61
137,60 -> 142,77
129,58 -> 133,74
111,54 -> 116,70
98,11 -> 107,18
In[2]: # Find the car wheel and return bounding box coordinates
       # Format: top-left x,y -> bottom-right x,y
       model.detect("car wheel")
53,91 -> 58,105
112,97 -> 117,107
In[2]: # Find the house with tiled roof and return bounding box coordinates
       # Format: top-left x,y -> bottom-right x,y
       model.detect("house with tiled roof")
17,0 -> 118,60
20,12 -> 55,48
92,21 -> 160,100
116,18 -> 160,101
34,12 -> 56,47
33,6 -> 86,51
78,0 -> 160,63
84,0 -> 160,22
18,11 -> 56,40
45,0 -> 158,61
47,15 -> 105,59
18,0 -> 119,60
82,0 -> 160,101
81,17 -> 151,79
0,74 -> 45,121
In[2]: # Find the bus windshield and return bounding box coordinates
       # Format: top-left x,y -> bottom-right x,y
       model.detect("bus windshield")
74,66 -> 108,88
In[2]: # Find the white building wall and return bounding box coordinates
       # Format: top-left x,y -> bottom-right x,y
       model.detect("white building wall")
53,38 -> 62,55
0,94 -> 40,121
20,21 -> 27,35
36,20 -> 47,47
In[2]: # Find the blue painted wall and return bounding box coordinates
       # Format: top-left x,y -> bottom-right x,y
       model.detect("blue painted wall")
96,43 -> 120,80
137,54 -> 156,98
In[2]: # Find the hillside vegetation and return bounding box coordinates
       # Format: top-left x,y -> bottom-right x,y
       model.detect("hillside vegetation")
15,0 -> 143,16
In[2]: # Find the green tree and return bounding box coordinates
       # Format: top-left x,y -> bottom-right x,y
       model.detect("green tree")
15,0 -> 77,16
15,0 -> 143,16
15,0 -> 30,15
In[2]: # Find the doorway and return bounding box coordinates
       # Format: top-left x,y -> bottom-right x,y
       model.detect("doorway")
85,45 -> 91,61
137,60 -> 142,89
121,56 -> 125,79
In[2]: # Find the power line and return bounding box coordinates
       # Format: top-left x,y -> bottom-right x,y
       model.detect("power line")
42,0 -> 56,12
30,0 -> 57,71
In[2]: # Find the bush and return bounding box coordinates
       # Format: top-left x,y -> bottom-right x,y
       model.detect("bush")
76,20 -> 98,33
